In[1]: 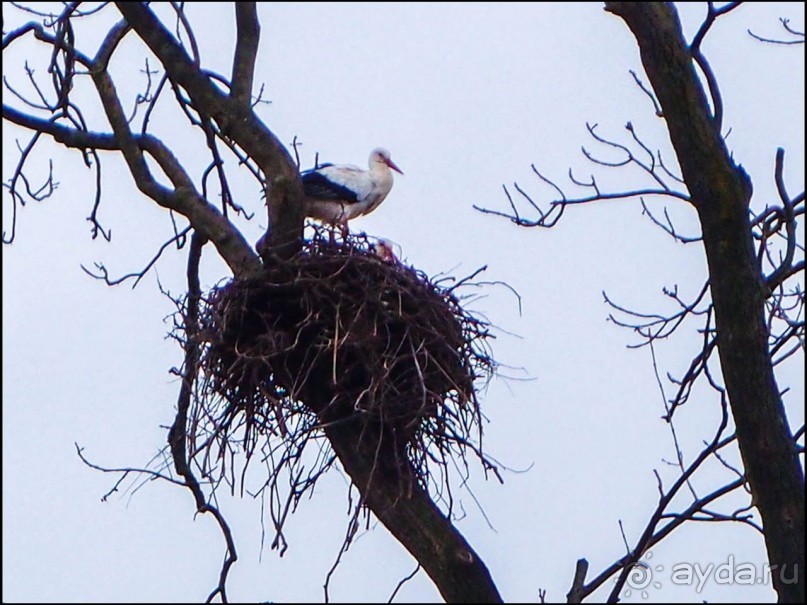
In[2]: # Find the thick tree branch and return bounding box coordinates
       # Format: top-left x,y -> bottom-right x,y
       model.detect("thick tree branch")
5,86 -> 262,277
231,3 -> 259,106
3,14 -> 263,278
113,1 -> 303,257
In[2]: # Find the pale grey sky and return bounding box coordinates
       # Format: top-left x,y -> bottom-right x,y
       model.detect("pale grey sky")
3,2 -> 804,602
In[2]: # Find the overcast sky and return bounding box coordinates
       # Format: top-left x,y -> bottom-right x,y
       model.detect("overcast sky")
3,2 -> 804,602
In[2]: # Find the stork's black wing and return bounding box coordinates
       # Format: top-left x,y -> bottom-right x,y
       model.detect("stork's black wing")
301,169 -> 361,203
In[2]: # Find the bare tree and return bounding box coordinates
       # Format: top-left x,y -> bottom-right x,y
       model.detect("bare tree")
478,3 -> 804,602
3,3 -> 500,602
4,2 -> 803,603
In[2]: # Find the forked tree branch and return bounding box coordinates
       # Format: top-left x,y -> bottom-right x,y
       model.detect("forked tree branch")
113,2 -> 303,258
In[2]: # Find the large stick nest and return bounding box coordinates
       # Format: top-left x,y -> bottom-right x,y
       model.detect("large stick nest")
194,230 -> 496,507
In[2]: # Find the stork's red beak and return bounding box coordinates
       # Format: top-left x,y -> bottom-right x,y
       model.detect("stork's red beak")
385,158 -> 404,175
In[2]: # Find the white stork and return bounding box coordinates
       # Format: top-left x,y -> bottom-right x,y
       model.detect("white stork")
370,237 -> 400,265
302,148 -> 403,237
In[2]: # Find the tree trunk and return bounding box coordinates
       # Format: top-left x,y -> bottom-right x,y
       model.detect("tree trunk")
323,415 -> 503,603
